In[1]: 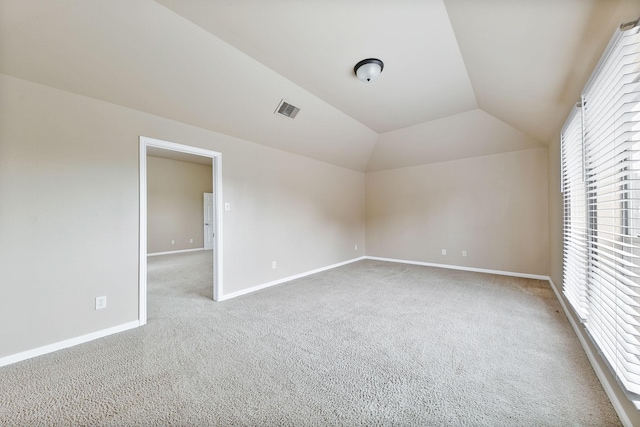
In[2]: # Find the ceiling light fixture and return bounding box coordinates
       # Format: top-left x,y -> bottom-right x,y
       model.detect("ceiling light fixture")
354,58 -> 384,82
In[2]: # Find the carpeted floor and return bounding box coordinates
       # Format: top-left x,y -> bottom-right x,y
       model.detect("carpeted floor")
0,251 -> 622,426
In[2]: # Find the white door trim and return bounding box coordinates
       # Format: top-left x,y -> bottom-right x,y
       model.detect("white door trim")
139,136 -> 223,326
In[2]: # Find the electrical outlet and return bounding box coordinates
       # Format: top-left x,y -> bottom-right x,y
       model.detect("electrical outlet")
355,245 -> 358,251
189,238 -> 193,243
225,203 -> 231,211
441,249 -> 447,255
462,250 -> 467,257
171,240 -> 175,245
95,296 -> 107,310
272,261 -> 277,269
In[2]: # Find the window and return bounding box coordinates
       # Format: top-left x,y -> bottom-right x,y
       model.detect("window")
562,19 -> 640,397
562,105 -> 588,320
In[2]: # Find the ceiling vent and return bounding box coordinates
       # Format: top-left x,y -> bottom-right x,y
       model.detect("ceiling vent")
275,100 -> 300,119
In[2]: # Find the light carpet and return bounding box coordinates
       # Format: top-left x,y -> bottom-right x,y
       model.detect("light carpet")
0,252 -> 621,426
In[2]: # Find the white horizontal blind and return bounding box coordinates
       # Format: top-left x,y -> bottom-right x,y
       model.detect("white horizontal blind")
581,23 -> 640,395
562,105 -> 589,320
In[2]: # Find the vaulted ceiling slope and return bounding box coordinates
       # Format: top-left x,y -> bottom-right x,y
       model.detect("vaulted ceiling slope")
1,1 -> 639,172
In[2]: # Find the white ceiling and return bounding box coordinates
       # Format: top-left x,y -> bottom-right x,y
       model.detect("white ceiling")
444,0 -> 639,144
154,0 -> 478,134
1,0 -> 639,172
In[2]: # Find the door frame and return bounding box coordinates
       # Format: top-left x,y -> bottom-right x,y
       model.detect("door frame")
139,136 -> 223,326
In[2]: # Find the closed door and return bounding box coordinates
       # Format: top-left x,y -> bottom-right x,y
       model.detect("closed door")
203,192 -> 214,250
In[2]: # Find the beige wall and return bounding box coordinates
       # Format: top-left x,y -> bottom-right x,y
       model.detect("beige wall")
2,69 -> 636,422
147,156 -> 212,253
366,148 -> 549,276
0,74 -> 365,358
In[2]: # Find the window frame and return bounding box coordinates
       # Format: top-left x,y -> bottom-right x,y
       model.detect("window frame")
561,19 -> 640,400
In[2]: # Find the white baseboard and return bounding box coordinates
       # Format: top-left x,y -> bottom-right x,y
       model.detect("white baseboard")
1,256 -> 361,367
218,256 -> 366,301
2,256 -> 632,426
364,256 -> 550,281
547,279 -> 633,427
147,248 -> 206,257
0,320 -> 140,368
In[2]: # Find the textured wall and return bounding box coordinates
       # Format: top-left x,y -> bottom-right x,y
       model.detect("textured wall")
366,148 -> 549,276
0,74 -> 366,358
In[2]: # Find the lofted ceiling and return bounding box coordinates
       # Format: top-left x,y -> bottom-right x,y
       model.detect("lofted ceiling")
154,0 -> 478,134
1,0 -> 639,172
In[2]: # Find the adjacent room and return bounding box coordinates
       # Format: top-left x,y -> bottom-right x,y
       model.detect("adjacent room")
1,0 -> 640,425
145,148 -> 216,304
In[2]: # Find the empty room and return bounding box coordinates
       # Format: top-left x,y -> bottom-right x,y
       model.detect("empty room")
1,0 -> 640,425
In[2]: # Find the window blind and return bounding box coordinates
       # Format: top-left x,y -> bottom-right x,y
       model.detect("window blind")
561,105 -> 589,320
562,20 -> 640,397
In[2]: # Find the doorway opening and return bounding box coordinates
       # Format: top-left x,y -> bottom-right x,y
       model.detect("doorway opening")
139,136 -> 223,326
